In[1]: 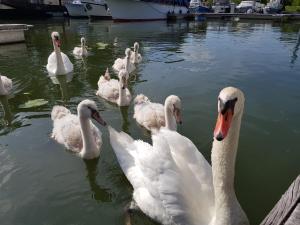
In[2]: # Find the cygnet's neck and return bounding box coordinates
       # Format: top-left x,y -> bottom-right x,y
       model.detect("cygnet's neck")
81,41 -> 85,53
211,110 -> 249,225
164,103 -> 176,131
125,55 -> 130,72
79,112 -> 98,158
53,40 -> 65,74
118,81 -> 127,106
134,49 -> 138,63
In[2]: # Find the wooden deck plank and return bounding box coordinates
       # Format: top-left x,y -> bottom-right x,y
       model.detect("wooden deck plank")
260,175 -> 300,225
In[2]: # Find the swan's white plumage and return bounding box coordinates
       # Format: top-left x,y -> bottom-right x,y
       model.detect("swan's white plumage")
51,103 -> 102,158
0,75 -> 12,95
133,95 -> 165,130
112,48 -> 135,74
73,46 -> 88,57
96,70 -> 131,106
109,126 -> 214,225
131,42 -> 142,64
73,37 -> 88,57
47,51 -> 74,75
47,31 -> 73,75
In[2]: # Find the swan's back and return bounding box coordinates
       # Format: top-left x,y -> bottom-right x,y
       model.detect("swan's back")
112,57 -> 136,74
134,101 -> 165,130
109,127 -> 215,225
73,47 -> 88,56
96,78 -> 119,103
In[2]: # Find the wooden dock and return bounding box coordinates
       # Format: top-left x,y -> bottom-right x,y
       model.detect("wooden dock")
199,13 -> 300,22
260,175 -> 300,225
167,13 -> 300,22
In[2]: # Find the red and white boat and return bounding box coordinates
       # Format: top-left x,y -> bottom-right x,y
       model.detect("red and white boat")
106,0 -> 189,21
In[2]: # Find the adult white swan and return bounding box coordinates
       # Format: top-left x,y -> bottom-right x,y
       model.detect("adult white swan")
96,69 -> 132,106
131,42 -> 142,64
133,94 -> 182,131
51,99 -> 106,159
73,37 -> 88,57
109,87 -> 249,225
112,48 -> 135,74
0,74 -> 12,95
47,32 -> 73,75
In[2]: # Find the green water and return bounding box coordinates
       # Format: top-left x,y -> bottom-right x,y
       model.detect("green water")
0,19 -> 299,225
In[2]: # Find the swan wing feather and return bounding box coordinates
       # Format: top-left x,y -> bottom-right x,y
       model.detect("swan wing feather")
157,129 -> 215,225
52,114 -> 82,153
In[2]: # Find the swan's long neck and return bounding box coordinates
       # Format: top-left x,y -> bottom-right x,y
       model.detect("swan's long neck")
211,110 -> 248,225
81,41 -> 85,54
118,82 -> 126,106
134,49 -> 138,63
164,105 -> 176,131
79,114 -> 98,157
53,40 -> 65,74
125,56 -> 130,72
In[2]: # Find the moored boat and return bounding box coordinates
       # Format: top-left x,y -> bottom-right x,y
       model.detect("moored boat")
65,0 -> 88,18
82,0 -> 111,19
189,0 -> 211,13
106,0 -> 189,21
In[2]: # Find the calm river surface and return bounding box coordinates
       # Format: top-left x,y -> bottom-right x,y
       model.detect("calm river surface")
0,19 -> 299,225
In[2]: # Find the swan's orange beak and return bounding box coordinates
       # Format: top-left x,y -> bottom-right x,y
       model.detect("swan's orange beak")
92,111 -> 106,126
214,109 -> 233,141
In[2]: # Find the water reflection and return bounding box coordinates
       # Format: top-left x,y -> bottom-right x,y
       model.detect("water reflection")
0,96 -> 13,126
120,106 -> 130,133
49,73 -> 73,103
0,43 -> 27,57
291,29 -> 300,65
83,158 -> 111,202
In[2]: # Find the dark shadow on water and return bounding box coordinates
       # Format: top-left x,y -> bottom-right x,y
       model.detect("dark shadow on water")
83,157 -> 111,203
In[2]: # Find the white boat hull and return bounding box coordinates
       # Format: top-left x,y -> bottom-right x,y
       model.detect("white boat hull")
82,0 -> 111,19
106,0 -> 189,21
65,3 -> 87,17
0,24 -> 29,44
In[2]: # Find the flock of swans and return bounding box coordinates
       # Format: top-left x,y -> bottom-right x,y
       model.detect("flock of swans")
0,31 -> 251,225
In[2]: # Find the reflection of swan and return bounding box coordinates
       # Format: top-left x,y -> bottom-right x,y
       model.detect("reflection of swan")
0,75 -> 12,96
51,99 -> 106,159
96,69 -> 132,106
133,94 -> 182,131
47,32 -> 73,75
112,48 -> 135,74
83,158 -> 111,202
0,96 -> 13,125
73,37 -> 88,57
109,87 -> 249,225
120,106 -> 130,133
49,73 -> 73,102
131,42 -> 142,64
